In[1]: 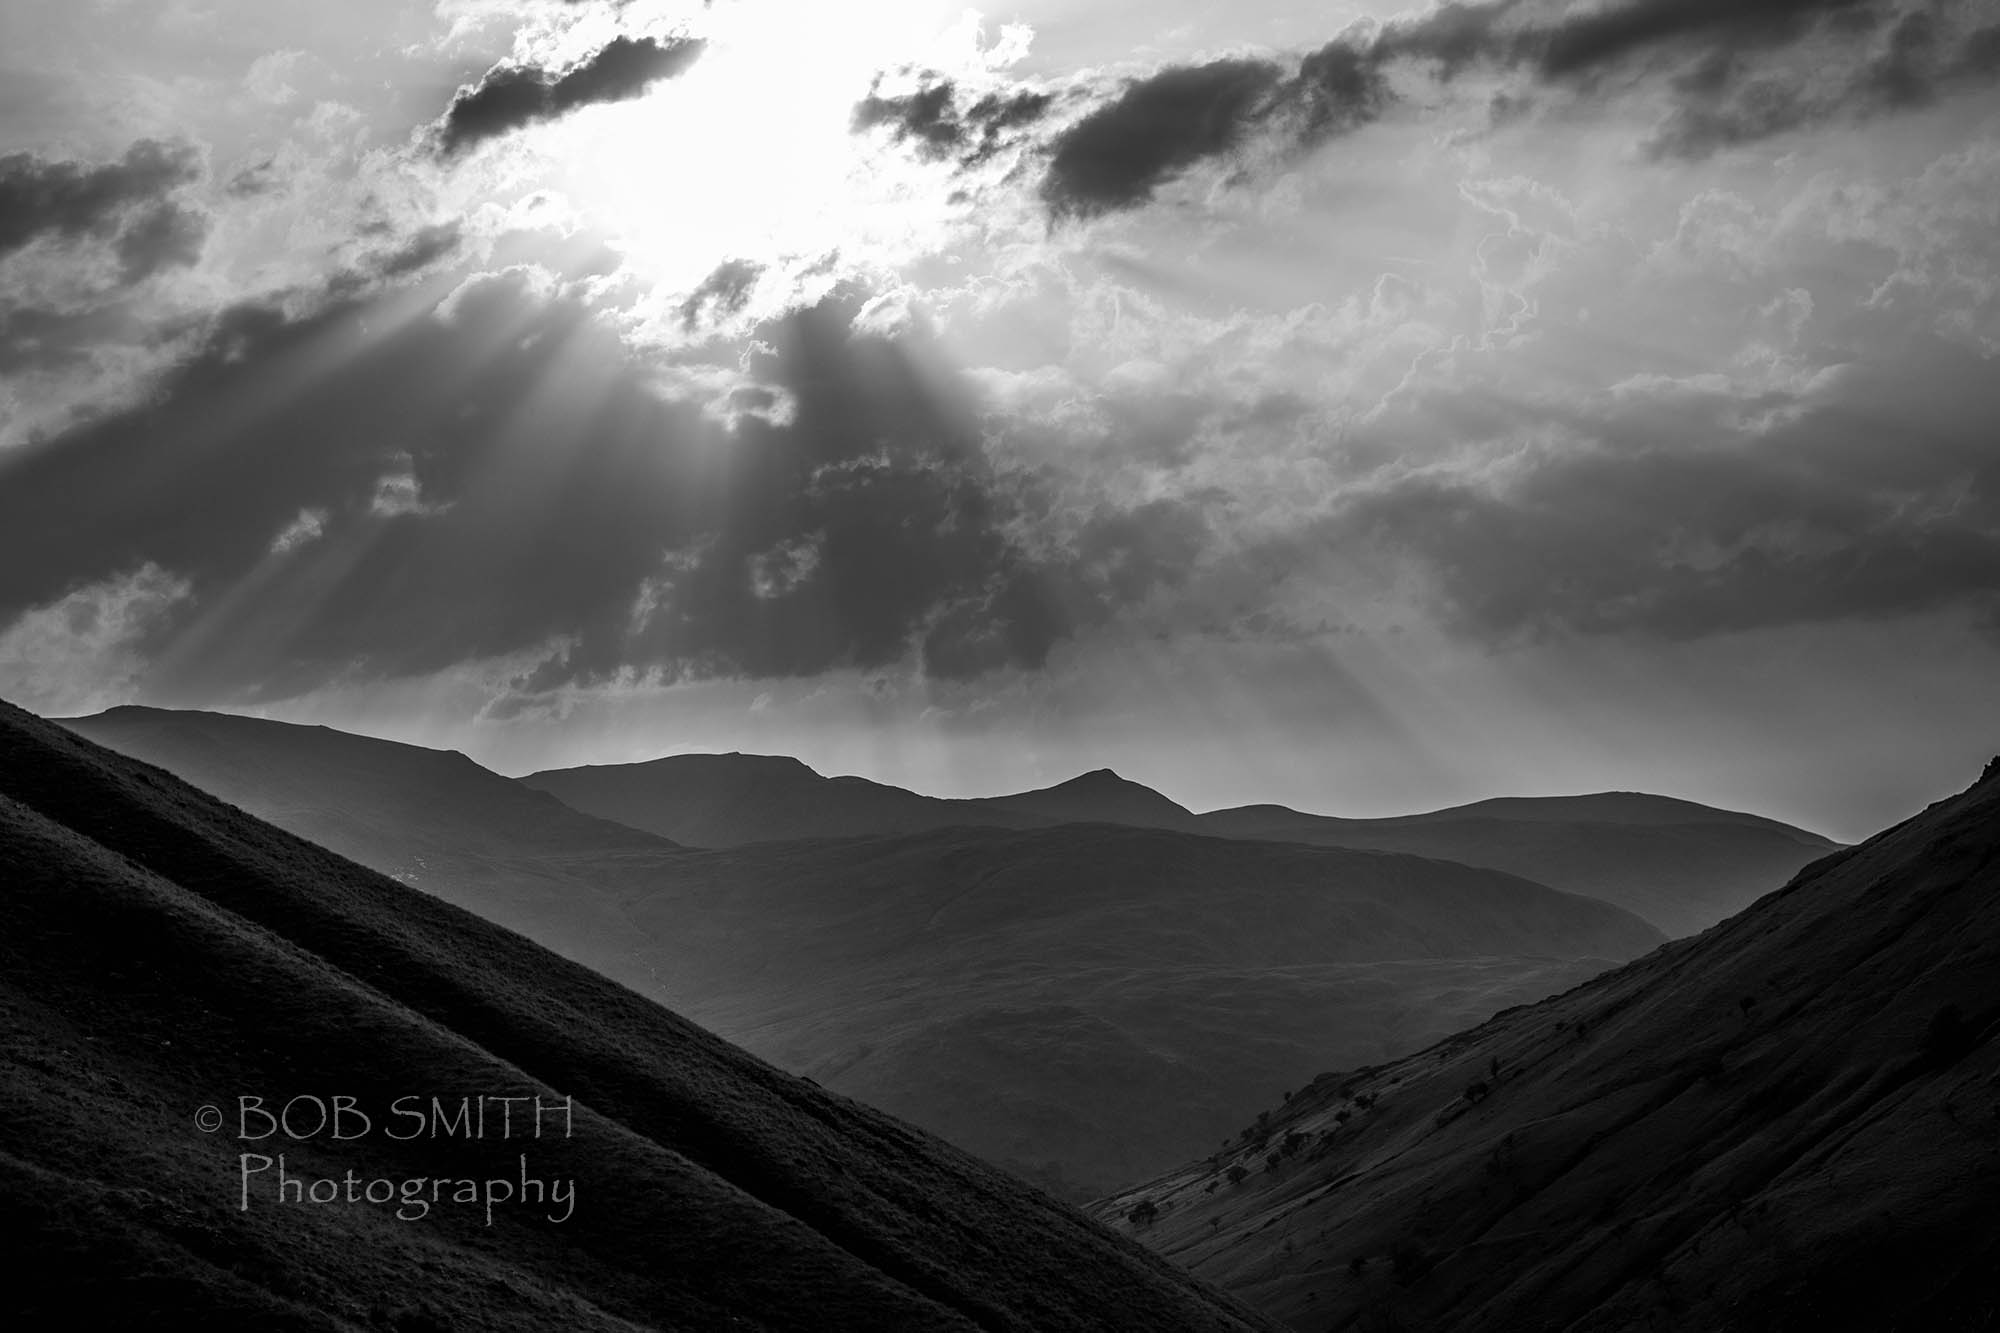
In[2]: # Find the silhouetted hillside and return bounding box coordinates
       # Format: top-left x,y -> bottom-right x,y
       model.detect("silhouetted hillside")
1096,763 -> 2000,1331
0,697 -> 1279,1330
978,768 -> 1203,831
519,750 -> 1055,846
58,708 -> 1664,1196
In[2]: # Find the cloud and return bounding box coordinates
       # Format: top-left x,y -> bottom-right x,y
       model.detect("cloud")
269,509 -> 328,554
0,273 -> 1173,706
436,33 -> 705,155
1634,3 -> 2000,159
0,140 -> 203,262
370,457 -> 449,518
1328,348 -> 2000,642
1528,0 -> 1877,80
1040,58 -> 1289,218
677,258 -> 762,331
0,564 -> 190,715
1032,0 -> 1999,219
110,200 -> 210,284
851,77 -> 1053,166
0,139 -> 221,449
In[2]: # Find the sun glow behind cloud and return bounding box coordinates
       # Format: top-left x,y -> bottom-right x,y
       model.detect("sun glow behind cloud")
493,3 -> 1039,331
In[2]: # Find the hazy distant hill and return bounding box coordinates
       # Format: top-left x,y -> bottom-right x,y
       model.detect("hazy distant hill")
526,748 -> 1835,937
62,707 -> 1663,1196
520,755 -> 1208,844
1094,762 -> 2000,1331
518,750 -> 1057,846
1,698 -> 1280,1331
1199,800 -> 1837,938
624,824 -> 1662,1192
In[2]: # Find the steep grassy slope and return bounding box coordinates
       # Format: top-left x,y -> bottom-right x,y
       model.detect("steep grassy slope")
0,698 -> 1280,1331
60,708 -> 1664,1196
1095,763 -> 1999,1331
66,704 -> 690,991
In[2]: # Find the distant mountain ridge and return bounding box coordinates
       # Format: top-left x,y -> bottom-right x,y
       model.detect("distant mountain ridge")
525,748 -> 1838,936
1266,789 -> 1826,836
515,750 -> 1059,847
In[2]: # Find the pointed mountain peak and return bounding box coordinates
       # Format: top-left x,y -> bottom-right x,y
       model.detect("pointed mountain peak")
1056,767 -> 1131,787
985,766 -> 1197,829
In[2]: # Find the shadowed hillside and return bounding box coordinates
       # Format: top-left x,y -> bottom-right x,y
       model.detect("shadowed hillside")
0,697 -> 1281,1330
625,824 -> 1663,1193
61,707 -> 1664,1197
1094,762 -> 2000,1331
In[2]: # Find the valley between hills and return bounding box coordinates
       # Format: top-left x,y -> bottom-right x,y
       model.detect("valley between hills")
8,697 -> 1994,1329
62,705 -> 1821,1198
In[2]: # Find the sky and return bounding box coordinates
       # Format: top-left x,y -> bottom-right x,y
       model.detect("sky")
1,0 -> 1997,841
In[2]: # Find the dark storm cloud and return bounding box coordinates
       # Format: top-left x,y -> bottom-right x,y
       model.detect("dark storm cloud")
0,271 -> 1188,703
436,34 -> 705,155
1638,3 -> 2000,158
851,78 -> 1053,166
1040,58 -> 1289,218
1529,0 -> 1878,81
110,201 -> 209,283
0,141 -> 211,390
0,140 -> 204,263
1331,351 -> 2000,642
1038,0 -> 1996,218
853,80 -> 961,157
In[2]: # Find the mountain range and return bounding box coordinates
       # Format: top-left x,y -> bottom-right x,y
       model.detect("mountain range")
64,706 -> 1679,1196
523,752 -> 1837,937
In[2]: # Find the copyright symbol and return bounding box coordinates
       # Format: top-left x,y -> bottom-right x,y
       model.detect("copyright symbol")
194,1105 -> 224,1133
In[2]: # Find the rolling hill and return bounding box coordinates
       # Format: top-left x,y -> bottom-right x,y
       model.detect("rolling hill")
518,750 -> 1059,848
1094,759 -> 2000,1331
61,707 -> 1664,1197
1196,799 -> 1837,939
525,749 -> 1836,937
0,696 -> 1281,1330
